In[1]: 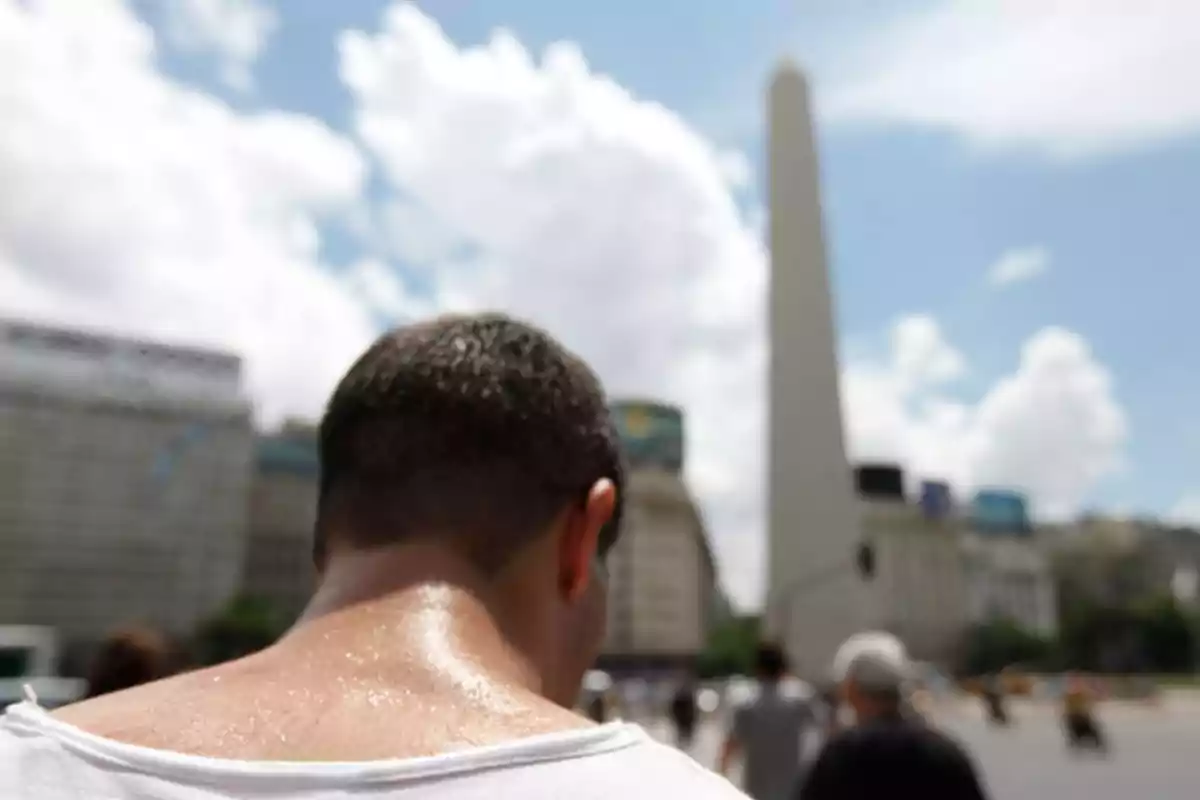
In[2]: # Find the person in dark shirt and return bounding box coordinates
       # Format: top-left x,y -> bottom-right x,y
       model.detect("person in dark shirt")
982,674 -> 1009,726
670,679 -> 698,750
797,640 -> 989,800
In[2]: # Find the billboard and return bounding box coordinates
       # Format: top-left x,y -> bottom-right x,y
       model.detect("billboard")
970,489 -> 1031,535
611,400 -> 684,473
920,481 -> 953,520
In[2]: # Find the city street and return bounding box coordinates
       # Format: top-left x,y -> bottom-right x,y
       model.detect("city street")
642,696 -> 1200,799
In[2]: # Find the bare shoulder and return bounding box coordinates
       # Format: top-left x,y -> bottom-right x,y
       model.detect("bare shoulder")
51,657 -> 275,748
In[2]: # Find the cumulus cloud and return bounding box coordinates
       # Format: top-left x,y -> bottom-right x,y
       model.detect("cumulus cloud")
343,258 -> 435,321
356,199 -> 470,267
164,0 -> 278,91
339,3 -> 770,605
337,5 -> 1127,605
0,0 -> 1132,608
0,0 -> 374,423
844,318 -> 1126,519
1168,494 -> 1200,527
824,0 -> 1200,160
987,246 -> 1050,287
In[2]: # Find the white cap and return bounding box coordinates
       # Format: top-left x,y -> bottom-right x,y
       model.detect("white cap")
830,631 -> 911,691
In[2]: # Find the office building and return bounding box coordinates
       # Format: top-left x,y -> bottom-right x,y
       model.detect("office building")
242,422 -> 320,623
0,320 -> 254,662
0,625 -> 86,709
960,490 -> 1057,637
1050,516 -> 1200,611
1146,525 -> 1200,609
766,61 -> 866,677
855,465 -> 969,665
600,401 -> 720,675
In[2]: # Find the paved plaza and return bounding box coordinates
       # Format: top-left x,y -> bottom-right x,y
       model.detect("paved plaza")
641,695 -> 1200,799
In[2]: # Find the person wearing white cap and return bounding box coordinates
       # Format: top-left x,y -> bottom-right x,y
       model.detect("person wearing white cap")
794,632 -> 989,800
828,631 -> 918,726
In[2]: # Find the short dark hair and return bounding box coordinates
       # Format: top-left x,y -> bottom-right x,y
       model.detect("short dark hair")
755,642 -> 789,681
314,313 -> 625,572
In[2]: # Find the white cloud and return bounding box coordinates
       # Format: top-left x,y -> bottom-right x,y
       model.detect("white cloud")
340,4 -> 769,605
987,246 -> 1050,287
1168,494 -> 1200,527
338,5 -> 1127,606
823,0 -> 1200,160
715,150 -> 753,190
0,0 -> 1132,610
165,0 -> 278,91
0,0 -> 374,423
844,318 -> 1127,520
358,199 -> 469,267
343,258 -> 435,321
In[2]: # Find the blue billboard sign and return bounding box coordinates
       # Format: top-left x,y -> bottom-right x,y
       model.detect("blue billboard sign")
970,489 -> 1031,535
919,481 -> 953,520
611,401 -> 684,473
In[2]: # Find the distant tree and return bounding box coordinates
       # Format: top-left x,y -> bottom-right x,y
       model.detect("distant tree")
1136,595 -> 1197,674
192,595 -> 289,667
961,619 -> 1057,676
1057,594 -> 1197,673
696,614 -> 761,678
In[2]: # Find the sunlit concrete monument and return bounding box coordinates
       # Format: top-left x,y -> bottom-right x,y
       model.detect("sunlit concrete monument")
765,62 -> 867,678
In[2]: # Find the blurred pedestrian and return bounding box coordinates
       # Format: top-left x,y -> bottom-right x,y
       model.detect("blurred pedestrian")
719,643 -> 824,800
1,314 -> 751,800
84,625 -> 174,700
670,678 -> 698,750
1062,672 -> 1108,755
981,674 -> 1009,727
795,633 -> 989,799
587,691 -> 608,723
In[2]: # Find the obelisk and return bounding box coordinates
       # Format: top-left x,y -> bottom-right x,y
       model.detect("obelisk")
766,62 -> 866,678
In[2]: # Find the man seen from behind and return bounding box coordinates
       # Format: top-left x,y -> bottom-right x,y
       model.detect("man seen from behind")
0,314 -> 749,800
796,633 -> 989,800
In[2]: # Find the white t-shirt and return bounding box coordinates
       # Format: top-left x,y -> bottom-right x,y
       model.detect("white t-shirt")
0,700 -> 749,799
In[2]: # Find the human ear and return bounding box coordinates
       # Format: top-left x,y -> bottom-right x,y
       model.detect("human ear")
558,478 -> 616,602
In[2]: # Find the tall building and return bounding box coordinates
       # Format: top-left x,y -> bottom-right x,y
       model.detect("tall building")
600,401 -> 719,676
242,422 -> 320,623
766,62 -> 866,677
855,466 -> 969,666
0,320 -> 254,663
961,490 -> 1057,637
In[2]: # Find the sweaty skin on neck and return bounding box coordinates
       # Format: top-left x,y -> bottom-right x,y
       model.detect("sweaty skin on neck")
52,541 -> 595,763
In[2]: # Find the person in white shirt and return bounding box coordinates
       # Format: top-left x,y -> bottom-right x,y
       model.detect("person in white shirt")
1,313 -> 748,800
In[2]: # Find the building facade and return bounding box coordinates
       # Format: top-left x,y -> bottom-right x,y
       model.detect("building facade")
855,466 -> 970,666
766,62 -> 867,678
961,491 -> 1057,637
1145,525 -> 1200,609
242,423 -> 320,623
1050,516 -> 1200,611
0,320 -> 254,663
600,401 -> 719,675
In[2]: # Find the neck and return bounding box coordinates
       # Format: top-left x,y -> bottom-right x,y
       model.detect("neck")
854,701 -> 901,724
289,543 -> 548,701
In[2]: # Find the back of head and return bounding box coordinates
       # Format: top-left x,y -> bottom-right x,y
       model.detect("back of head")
754,642 -> 790,683
831,631 -> 911,714
85,625 -> 173,699
314,313 -> 625,572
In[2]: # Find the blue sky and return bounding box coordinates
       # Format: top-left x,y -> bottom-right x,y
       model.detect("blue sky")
196,0 -> 1196,516
6,0 -> 1200,605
